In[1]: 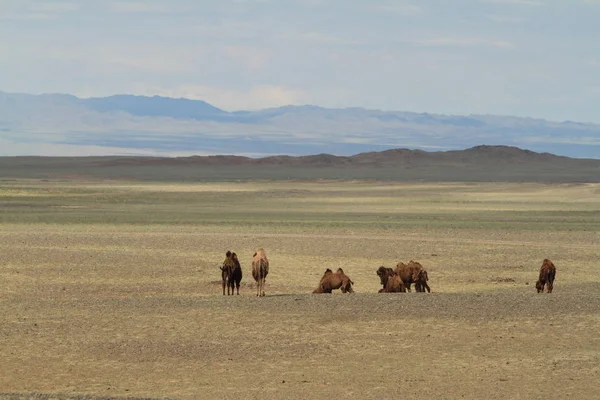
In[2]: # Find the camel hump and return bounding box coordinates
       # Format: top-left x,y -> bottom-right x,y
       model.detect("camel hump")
254,248 -> 267,260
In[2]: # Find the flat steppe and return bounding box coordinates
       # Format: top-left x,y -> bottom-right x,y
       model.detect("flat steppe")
1,180 -> 599,399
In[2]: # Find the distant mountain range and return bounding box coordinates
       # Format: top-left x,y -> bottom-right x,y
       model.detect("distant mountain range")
1,91 -> 600,159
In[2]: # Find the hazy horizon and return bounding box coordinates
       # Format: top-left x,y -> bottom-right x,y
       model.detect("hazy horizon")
1,1 -> 599,158
2,90 -> 600,159
5,89 -> 600,123
1,1 -> 600,123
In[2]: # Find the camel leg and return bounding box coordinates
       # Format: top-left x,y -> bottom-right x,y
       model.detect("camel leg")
547,281 -> 553,293
541,280 -> 547,293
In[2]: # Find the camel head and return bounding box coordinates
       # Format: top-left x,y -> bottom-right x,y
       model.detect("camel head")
376,266 -> 391,286
340,277 -> 354,293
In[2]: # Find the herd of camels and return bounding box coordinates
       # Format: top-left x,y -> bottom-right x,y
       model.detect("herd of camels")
220,248 -> 557,296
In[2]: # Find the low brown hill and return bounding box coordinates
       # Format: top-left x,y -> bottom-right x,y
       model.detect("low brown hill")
1,146 -> 598,182
90,145 -> 574,167
43,145 -> 569,168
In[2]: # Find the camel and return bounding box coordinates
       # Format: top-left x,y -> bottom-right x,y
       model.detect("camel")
379,271 -> 406,293
377,262 -> 429,293
414,268 -> 431,293
395,261 -> 427,292
220,251 -> 242,295
536,258 -> 556,293
376,266 -> 406,293
313,268 -> 355,293
252,248 -> 269,297
406,261 -> 430,293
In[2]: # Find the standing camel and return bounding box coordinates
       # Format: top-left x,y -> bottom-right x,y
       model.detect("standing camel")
536,258 -> 556,293
220,251 -> 242,295
252,248 -> 269,297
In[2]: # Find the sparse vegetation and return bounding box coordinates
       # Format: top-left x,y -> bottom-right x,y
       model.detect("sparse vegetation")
1,180 -> 599,399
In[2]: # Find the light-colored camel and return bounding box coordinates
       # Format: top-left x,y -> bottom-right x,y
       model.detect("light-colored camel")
252,248 -> 269,297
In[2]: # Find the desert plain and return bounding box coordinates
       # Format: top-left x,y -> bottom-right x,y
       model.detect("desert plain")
1,180 -> 599,399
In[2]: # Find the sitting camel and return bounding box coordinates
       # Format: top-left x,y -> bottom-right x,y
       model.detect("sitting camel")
313,268 -> 355,294
376,266 -> 406,293
377,262 -> 430,293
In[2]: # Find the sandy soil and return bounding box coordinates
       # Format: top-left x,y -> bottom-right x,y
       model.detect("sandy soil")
1,181 -> 599,399
2,288 -> 600,400
2,227 -> 599,400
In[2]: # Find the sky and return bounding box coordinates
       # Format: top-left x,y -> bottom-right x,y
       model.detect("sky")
1,0 -> 600,123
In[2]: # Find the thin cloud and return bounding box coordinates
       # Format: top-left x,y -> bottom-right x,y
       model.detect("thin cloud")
486,14 -> 525,22
0,12 -> 53,21
28,2 -> 80,13
411,37 -> 515,48
133,84 -> 307,110
221,45 -> 271,70
107,1 -> 193,14
279,32 -> 364,46
0,0 -> 80,21
1,0 -> 599,125
41,43 -> 204,74
483,0 -> 545,5
376,3 -> 424,16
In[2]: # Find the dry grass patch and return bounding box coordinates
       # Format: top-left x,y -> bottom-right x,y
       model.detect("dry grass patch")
1,180 -> 599,399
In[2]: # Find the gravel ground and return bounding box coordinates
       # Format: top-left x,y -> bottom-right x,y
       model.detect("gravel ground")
2,181 -> 599,399
3,287 -> 600,400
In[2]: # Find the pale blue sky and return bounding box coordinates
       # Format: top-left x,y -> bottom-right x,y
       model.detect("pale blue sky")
1,0 -> 599,122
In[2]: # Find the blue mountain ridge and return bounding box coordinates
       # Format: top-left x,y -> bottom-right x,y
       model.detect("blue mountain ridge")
1,91 -> 599,158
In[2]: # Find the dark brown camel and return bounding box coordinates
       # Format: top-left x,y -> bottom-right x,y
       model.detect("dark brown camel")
220,251 -> 242,295
536,258 -> 556,293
